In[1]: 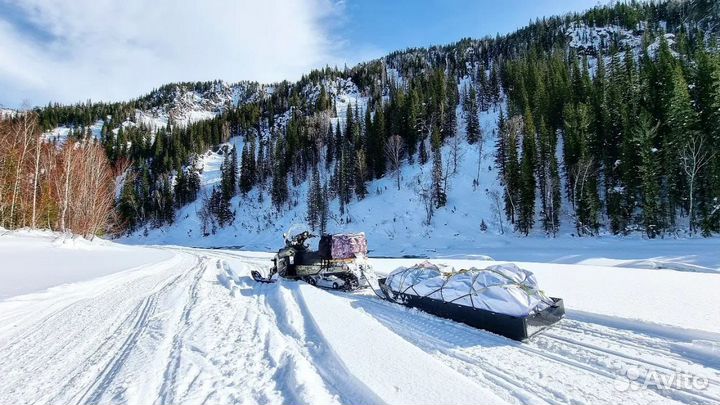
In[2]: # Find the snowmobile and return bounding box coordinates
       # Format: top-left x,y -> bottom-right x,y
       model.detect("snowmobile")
251,227 -> 374,291
252,228 -> 563,341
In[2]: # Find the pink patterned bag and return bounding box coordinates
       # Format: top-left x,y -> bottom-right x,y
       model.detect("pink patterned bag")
331,233 -> 368,259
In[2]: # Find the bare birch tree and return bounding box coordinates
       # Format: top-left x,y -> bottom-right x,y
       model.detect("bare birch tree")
680,134 -> 714,234
487,188 -> 505,234
58,142 -> 75,233
448,133 -> 465,175
9,112 -> 36,228
31,128 -> 42,228
415,173 -> 435,225
572,157 -> 598,235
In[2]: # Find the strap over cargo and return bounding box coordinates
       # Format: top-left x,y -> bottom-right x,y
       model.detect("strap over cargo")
385,261 -> 554,317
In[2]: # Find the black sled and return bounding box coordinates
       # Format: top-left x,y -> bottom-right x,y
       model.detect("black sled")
378,277 -> 565,341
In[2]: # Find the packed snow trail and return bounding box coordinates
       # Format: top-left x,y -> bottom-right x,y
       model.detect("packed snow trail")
0,244 -> 718,405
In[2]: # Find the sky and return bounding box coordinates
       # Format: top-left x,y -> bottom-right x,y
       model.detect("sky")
0,0 -> 607,108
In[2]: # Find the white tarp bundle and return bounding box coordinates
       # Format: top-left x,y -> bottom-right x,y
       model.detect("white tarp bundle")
385,261 -> 552,317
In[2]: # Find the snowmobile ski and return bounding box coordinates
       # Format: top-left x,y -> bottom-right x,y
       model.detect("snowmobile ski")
251,270 -> 275,283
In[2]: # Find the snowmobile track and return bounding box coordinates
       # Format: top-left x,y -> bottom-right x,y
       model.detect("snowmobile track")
536,333 -> 720,404
75,264 -> 196,405
2,246 -> 718,405
344,291 -> 715,405
155,257 -> 208,405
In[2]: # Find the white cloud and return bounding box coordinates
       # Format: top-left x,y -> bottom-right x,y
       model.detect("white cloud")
0,0 -> 344,107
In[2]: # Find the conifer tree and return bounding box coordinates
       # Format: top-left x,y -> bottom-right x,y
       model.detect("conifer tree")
442,74 -> 458,139
465,85 -> 481,144
209,186 -> 233,228
431,127 -> 446,208
538,120 -> 560,235
175,168 -> 186,202
518,110 -> 537,236
317,85 -> 330,111
564,103 -> 599,235
118,176 -> 140,231
636,113 -> 662,238
419,136 -> 428,165
319,183 -> 329,234
239,142 -> 255,195
405,87 -> 422,158
325,123 -> 335,170
307,166 -> 322,230
355,150 -> 368,199
271,139 -> 288,210
158,175 -> 175,225
371,105 -> 386,178
666,65 -> 700,218
334,122 -> 343,163
498,114 -> 522,225
220,147 -> 238,201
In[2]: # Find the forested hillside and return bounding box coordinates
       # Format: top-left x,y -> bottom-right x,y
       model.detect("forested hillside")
2,0 -> 720,240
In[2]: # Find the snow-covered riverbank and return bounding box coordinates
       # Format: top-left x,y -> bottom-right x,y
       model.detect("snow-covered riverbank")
0,232 -> 718,404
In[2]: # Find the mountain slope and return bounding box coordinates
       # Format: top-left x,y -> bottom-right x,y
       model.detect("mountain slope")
29,0 -> 720,244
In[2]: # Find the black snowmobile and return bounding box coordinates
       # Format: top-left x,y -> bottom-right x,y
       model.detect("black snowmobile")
251,229 -> 374,290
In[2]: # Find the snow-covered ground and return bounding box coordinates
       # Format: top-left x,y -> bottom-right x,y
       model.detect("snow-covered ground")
0,229 -> 172,298
1,231 -> 719,405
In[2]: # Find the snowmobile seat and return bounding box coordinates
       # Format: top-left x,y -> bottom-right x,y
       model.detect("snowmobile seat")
318,234 -> 332,259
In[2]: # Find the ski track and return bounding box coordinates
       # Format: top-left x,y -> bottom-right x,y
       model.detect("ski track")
0,247 -> 718,405
341,292 -> 720,405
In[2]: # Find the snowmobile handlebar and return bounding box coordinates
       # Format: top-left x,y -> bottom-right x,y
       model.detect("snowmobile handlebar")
285,231 -> 317,248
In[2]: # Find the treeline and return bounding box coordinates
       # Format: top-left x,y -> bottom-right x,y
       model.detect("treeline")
496,29 -> 720,237
113,117 -> 232,231
113,101 -> 267,233
0,114 -> 115,237
20,0 -> 720,238
187,63 -> 468,233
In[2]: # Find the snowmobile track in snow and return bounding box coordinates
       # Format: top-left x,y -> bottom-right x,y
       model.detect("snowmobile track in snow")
76,257 -> 204,405
154,257 -> 208,405
342,290 -> 719,405
1,246 -> 718,405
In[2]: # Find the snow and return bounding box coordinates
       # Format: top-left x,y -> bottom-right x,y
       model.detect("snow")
0,229 -> 172,299
0,108 -> 17,119
0,231 -> 719,404
565,23 -> 642,52
298,282 -> 507,404
41,119 -> 104,143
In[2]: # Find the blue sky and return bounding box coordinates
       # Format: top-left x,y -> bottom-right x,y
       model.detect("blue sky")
335,0 -> 604,59
0,0 -> 607,107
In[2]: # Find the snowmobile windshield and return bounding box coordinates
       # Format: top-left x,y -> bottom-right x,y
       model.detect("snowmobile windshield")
284,224 -> 315,245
